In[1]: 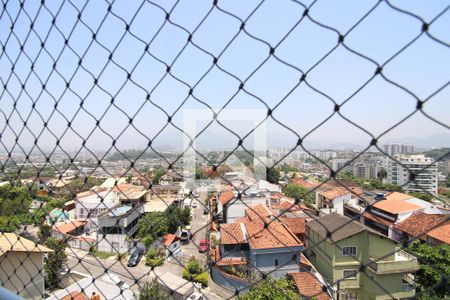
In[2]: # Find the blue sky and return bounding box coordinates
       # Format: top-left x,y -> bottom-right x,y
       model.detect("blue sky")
0,0 -> 449,154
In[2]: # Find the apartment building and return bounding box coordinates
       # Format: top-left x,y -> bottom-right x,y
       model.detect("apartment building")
305,213 -> 419,300
386,154 -> 438,195
382,143 -> 414,156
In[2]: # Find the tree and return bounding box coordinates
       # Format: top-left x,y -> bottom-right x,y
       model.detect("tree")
44,237 -> 67,290
139,278 -> 170,300
407,240 -> 450,298
182,258 -> 208,287
137,212 -> 169,247
282,183 -> 315,206
0,185 -> 33,232
166,206 -> 191,233
266,167 -> 280,184
152,168 -> 166,184
240,277 -> 300,300
278,163 -> 298,173
377,167 -> 387,181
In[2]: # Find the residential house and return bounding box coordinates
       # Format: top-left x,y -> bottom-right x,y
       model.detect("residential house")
0,233 -> 53,299
316,187 -> 352,216
392,212 -> 447,244
97,203 -> 144,253
156,233 -> 181,258
361,192 -> 442,239
112,184 -> 150,206
51,220 -> 95,251
305,213 -> 419,300
217,189 -> 268,223
425,220 -> 450,246
217,204 -> 304,279
75,188 -> 120,230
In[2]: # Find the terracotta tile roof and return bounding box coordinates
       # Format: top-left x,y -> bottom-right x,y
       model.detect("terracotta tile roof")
60,291 -> 89,300
54,220 -> 87,235
161,233 -> 178,246
300,253 -> 313,269
272,201 -> 311,212
289,272 -> 330,300
394,212 -> 446,240
219,190 -> 235,205
243,204 -> 302,249
427,221 -> 450,245
0,233 -> 53,257
308,213 -> 382,242
289,178 -> 320,189
318,187 -> 351,200
280,217 -> 309,236
363,211 -> 394,227
220,223 -> 245,244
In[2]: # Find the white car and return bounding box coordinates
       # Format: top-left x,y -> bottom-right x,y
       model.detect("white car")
188,292 -> 204,300
191,201 -> 198,208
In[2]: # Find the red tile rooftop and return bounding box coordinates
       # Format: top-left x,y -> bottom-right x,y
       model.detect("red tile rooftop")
289,272 -> 330,300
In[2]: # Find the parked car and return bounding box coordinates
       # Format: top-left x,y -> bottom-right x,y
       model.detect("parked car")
180,229 -> 190,244
198,239 -> 208,253
192,201 -> 198,208
193,191 -> 200,198
127,248 -> 143,267
188,292 -> 204,300
203,206 -> 209,215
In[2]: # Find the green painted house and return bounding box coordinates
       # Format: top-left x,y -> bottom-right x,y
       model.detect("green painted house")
305,213 -> 419,300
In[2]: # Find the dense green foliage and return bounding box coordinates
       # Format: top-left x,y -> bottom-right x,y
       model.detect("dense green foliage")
239,277 -> 300,300
282,183 -> 315,206
145,248 -> 165,267
137,212 -> 169,247
407,240 -> 450,298
139,278 -> 170,300
182,259 -> 208,287
137,206 -> 191,246
0,185 -> 32,232
423,148 -> 450,160
166,206 -> 191,233
44,237 -> 67,290
266,167 -> 280,184
339,172 -> 402,192
278,163 -> 298,173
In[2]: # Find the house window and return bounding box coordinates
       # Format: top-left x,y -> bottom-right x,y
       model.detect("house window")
342,246 -> 357,256
343,269 -> 358,280
275,259 -> 279,267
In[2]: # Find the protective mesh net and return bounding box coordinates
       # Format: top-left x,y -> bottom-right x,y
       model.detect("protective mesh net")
0,0 -> 449,299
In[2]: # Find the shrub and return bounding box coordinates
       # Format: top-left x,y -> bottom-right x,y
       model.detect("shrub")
146,257 -> 165,268
186,259 -> 202,275
194,272 -> 208,288
146,248 -> 157,260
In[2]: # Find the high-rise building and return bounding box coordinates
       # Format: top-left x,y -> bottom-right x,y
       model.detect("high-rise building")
386,154 -> 438,195
382,143 -> 414,156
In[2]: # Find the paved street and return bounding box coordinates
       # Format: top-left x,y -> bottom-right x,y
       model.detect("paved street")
63,189 -> 223,299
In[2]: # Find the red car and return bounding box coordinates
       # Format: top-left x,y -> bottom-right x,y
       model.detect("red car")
198,239 -> 208,253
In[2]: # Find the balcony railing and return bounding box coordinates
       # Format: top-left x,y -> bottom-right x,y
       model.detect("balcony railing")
368,249 -> 419,274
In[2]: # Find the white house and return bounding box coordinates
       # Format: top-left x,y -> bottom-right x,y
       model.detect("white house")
76,188 -> 120,230
315,187 -> 352,216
